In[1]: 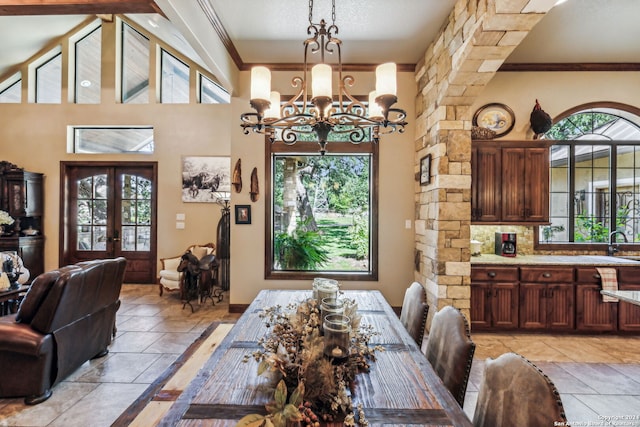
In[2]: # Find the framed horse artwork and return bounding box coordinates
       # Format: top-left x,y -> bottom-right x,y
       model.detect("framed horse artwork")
181,156 -> 231,203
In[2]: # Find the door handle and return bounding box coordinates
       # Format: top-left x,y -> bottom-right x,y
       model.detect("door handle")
112,229 -> 121,242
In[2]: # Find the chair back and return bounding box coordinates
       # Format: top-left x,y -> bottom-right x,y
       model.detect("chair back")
424,305 -> 475,407
473,352 -> 568,427
399,282 -> 428,347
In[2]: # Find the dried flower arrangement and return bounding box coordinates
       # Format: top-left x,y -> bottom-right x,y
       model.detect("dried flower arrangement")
237,297 -> 383,427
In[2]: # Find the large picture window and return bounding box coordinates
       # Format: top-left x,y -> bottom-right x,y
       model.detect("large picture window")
539,105 -> 640,247
266,140 -> 378,280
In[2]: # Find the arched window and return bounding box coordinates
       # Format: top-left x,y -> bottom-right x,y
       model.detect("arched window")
539,103 -> 640,247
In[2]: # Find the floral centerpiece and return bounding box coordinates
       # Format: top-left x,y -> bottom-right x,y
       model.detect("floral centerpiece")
0,210 -> 15,235
238,296 -> 383,427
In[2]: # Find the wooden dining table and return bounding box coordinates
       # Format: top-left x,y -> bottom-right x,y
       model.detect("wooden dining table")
160,289 -> 473,426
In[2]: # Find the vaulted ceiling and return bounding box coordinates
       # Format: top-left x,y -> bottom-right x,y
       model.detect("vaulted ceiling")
1,0 -> 640,90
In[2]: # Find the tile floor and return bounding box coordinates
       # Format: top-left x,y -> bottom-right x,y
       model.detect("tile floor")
0,284 -> 639,426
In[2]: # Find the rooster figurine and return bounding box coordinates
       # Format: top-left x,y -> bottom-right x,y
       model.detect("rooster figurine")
530,99 -> 553,139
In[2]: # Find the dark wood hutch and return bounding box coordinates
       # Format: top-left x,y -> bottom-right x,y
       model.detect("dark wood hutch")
0,161 -> 44,281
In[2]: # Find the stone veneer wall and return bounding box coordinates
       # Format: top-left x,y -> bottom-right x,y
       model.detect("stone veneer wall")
413,0 -> 555,326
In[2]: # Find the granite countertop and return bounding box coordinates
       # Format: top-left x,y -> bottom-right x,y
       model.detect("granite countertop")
470,254 -> 640,266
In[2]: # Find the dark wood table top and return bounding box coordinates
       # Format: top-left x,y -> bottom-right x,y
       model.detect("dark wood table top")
0,284 -> 28,300
161,289 -> 472,426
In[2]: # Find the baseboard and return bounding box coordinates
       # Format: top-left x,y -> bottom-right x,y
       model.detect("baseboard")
229,304 -> 249,313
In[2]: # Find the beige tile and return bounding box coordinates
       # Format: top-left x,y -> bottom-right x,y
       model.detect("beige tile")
48,383 -> 149,427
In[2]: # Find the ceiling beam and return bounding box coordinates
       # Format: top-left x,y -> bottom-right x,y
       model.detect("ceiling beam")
0,0 -> 162,15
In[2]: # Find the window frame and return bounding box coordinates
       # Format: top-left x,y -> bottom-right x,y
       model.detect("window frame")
264,137 -> 379,281
160,48 -> 190,104
535,102 -> 640,251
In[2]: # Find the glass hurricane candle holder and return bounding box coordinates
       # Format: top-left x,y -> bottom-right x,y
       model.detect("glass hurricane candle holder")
323,314 -> 351,363
320,297 -> 344,333
313,278 -> 339,304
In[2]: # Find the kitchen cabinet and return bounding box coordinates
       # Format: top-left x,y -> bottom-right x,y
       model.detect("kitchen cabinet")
616,268 -> 640,332
471,141 -> 549,224
519,267 -> 575,331
471,145 -> 501,222
575,267 -> 617,331
470,267 -> 519,330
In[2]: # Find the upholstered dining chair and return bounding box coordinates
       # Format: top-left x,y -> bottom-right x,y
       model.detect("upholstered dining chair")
472,352 -> 568,427
399,281 -> 429,347
424,305 -> 475,408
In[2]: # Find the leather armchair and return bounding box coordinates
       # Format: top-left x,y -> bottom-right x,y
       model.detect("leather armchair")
158,243 -> 217,298
0,257 -> 126,404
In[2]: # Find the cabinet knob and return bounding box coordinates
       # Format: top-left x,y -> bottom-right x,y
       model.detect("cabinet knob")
543,272 -> 551,278
488,271 -> 497,278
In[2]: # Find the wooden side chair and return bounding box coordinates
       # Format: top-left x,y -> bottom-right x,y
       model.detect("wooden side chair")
399,281 -> 429,347
473,352 -> 568,427
423,305 -> 475,408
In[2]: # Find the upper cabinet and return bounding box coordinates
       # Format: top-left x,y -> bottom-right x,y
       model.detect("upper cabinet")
472,141 -> 550,225
4,169 -> 43,218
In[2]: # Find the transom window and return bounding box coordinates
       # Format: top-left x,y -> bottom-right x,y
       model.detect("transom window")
539,105 -> 640,246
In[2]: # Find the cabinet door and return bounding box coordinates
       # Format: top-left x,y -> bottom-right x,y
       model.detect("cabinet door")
524,147 -> 549,222
470,283 -> 492,330
501,147 -> 526,222
547,283 -> 575,330
24,173 -> 43,217
501,146 -> 550,223
576,284 -> 617,331
19,236 -> 44,281
519,283 -> 546,329
472,145 -> 501,222
6,178 -> 25,217
492,283 -> 519,329
617,268 -> 640,331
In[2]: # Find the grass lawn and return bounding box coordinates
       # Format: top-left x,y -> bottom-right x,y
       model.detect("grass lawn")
316,214 -> 368,271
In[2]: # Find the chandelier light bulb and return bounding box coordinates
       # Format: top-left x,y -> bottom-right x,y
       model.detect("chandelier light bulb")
250,66 -> 271,101
375,62 -> 397,97
264,91 -> 281,119
311,64 -> 332,99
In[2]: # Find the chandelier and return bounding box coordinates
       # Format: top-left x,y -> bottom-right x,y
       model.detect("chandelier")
240,0 -> 407,155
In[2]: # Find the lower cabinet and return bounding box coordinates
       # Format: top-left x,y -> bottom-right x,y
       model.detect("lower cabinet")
617,268 -> 640,332
471,267 -> 519,330
575,267 -> 617,332
519,267 -> 575,331
19,236 -> 44,281
472,264 -> 640,333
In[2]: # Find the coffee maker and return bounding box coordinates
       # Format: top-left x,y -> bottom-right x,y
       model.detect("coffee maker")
495,232 -> 517,257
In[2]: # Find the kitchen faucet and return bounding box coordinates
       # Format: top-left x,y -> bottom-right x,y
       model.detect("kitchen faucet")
607,230 -> 628,256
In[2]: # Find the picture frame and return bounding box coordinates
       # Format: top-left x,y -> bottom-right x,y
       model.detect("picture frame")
420,154 -> 431,186
472,103 -> 515,138
235,205 -> 251,224
181,156 -> 231,203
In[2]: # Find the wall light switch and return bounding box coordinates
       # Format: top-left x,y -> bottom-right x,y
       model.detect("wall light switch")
176,213 -> 185,221
176,221 -> 185,229
405,219 -> 412,229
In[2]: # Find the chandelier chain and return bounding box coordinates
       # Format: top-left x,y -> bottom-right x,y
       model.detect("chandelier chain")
308,0 -> 336,25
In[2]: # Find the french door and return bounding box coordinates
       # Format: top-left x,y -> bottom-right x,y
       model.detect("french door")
61,162 -> 158,283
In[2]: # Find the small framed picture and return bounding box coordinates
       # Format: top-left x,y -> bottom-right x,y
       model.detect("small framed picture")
235,205 -> 251,224
420,154 -> 431,186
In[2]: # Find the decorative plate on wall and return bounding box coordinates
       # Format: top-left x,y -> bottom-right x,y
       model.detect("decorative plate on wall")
472,103 -> 515,138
